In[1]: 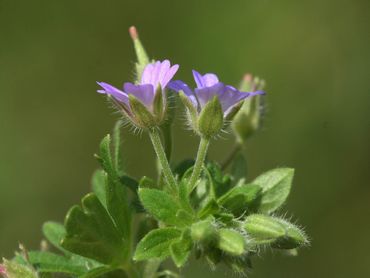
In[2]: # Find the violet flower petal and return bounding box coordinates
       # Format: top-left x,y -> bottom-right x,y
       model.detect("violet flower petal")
97,82 -> 129,105
141,60 -> 179,89
123,82 -> 155,108
194,82 -> 225,109
168,80 -> 198,108
192,70 -> 219,88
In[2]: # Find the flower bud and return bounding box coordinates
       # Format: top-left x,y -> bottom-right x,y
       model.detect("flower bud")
197,96 -> 224,138
129,26 -> 150,80
217,228 -> 245,256
232,74 -> 265,143
243,214 -> 308,249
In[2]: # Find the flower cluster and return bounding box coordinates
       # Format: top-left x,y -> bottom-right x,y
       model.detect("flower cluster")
97,60 -> 263,137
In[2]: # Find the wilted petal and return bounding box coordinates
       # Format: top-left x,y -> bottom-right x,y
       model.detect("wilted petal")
97,82 -> 129,105
123,82 -> 155,108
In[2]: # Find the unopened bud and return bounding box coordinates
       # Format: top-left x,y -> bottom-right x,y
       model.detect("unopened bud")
217,228 -> 245,256
129,26 -> 150,80
191,219 -> 217,244
232,74 -> 265,143
197,96 -> 223,138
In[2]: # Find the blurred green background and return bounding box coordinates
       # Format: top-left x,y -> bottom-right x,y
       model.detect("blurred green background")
1,0 -> 369,277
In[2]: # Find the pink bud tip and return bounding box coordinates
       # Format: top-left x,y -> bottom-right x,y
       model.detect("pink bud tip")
0,265 -> 6,275
243,73 -> 253,82
129,26 -> 138,40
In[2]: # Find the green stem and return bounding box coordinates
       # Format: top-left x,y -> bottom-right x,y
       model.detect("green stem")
149,128 -> 177,191
221,143 -> 242,171
188,136 -> 210,192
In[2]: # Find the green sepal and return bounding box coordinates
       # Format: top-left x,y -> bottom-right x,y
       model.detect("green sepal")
217,229 -> 245,256
170,230 -> 193,267
217,183 -> 262,216
138,188 -> 180,226
224,100 -> 243,123
179,91 -> 198,126
138,176 -> 156,189
198,96 -> 223,138
252,168 -> 295,214
153,85 -> 164,121
61,193 -> 125,265
128,94 -> 156,128
134,227 -> 181,261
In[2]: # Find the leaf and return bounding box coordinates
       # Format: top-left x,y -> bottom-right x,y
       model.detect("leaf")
97,135 -> 131,240
230,152 -> 247,182
42,222 -> 67,253
134,228 -> 181,261
2,259 -> 37,278
92,169 -> 107,208
217,184 -> 262,216
170,230 -> 193,267
197,199 -> 220,219
206,162 -> 232,198
138,188 -> 180,226
24,251 -> 88,275
81,266 -> 128,278
252,168 -> 295,213
61,193 -> 125,265
173,159 -> 195,179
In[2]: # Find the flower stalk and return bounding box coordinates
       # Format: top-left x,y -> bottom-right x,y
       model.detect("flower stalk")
148,128 -> 177,192
188,136 -> 210,192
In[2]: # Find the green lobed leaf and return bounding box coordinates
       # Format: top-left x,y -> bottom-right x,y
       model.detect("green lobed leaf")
217,183 -> 262,216
61,193 -> 125,265
81,266 -> 128,278
252,168 -> 295,214
23,251 -> 88,275
206,162 -> 232,198
217,229 -> 245,256
42,221 -> 68,253
92,169 -> 107,208
97,135 -> 131,241
138,188 -> 180,226
134,228 -> 181,261
230,152 -> 247,182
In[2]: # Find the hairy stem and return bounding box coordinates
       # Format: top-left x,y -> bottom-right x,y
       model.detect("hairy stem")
188,136 -> 210,192
221,143 -> 242,170
149,128 -> 177,191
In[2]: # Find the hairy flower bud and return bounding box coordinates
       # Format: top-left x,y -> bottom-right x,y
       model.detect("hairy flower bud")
243,214 -> 308,249
232,74 -> 266,143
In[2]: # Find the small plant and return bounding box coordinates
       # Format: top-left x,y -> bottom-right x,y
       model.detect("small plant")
1,26 -> 308,278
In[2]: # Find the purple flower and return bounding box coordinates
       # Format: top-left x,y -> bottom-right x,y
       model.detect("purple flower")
169,70 -> 264,117
97,60 -> 179,113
